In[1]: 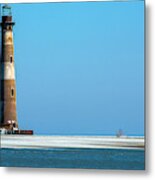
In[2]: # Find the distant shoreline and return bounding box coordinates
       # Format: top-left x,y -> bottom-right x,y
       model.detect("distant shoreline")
1,135 -> 145,150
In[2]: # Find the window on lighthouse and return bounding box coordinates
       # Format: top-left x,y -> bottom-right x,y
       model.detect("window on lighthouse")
6,25 -> 12,30
11,89 -> 14,97
10,56 -> 13,63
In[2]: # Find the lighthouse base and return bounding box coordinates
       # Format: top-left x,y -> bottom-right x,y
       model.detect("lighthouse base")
0,128 -> 33,135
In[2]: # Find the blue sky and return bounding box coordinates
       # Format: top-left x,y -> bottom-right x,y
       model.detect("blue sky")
8,1 -> 144,135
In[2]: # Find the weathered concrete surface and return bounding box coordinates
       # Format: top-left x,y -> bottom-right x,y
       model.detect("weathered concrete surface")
1,135 -> 145,150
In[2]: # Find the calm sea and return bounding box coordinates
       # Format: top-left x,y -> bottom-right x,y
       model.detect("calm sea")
0,148 -> 144,170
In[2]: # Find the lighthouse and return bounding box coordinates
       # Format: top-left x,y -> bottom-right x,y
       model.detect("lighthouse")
0,5 -> 33,135
0,5 -> 18,131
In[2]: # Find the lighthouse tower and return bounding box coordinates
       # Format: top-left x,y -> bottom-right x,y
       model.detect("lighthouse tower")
0,5 -> 18,130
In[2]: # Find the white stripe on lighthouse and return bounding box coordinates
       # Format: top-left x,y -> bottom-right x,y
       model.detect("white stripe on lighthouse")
0,62 -> 15,80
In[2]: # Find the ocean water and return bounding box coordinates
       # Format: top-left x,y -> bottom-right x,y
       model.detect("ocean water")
0,148 -> 144,170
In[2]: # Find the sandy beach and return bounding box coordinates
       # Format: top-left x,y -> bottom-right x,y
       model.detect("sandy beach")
1,135 -> 145,150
